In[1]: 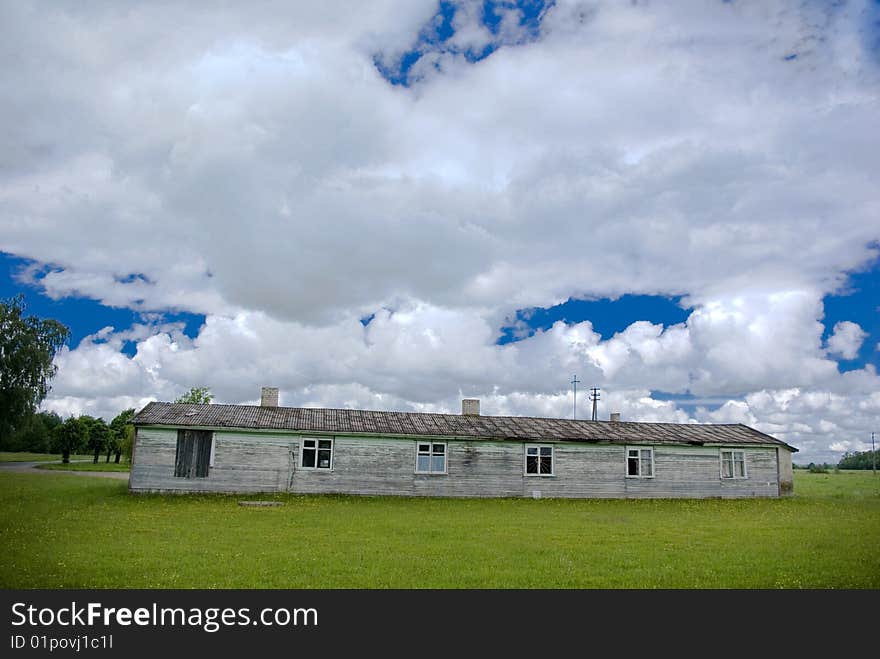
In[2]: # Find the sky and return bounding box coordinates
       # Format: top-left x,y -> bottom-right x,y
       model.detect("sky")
1,0 -> 879,463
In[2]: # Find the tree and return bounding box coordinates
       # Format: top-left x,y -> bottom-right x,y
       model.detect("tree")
0,295 -> 70,449
109,408 -> 135,463
52,417 -> 86,464
39,410 -> 62,437
8,411 -> 62,453
119,424 -> 135,463
838,449 -> 880,471
175,386 -> 213,404
104,429 -> 118,463
83,417 -> 110,464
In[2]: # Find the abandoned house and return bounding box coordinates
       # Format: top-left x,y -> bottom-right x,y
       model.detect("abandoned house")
129,387 -> 796,498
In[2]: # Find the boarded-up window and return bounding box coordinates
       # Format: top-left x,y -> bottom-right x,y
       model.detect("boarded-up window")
174,430 -> 213,478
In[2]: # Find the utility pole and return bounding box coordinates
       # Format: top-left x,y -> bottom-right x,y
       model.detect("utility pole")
571,375 -> 581,420
873,431 -> 876,476
589,387 -> 600,422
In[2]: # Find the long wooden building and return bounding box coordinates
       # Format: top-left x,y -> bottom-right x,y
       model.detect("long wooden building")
129,388 -> 796,498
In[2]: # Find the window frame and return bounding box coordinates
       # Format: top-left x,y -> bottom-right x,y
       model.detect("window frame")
720,449 -> 748,479
524,444 -> 555,477
299,436 -> 334,471
414,441 -> 448,475
625,446 -> 655,479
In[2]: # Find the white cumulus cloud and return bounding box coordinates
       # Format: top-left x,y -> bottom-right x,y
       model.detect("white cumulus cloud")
0,1 -> 877,464
826,321 -> 868,360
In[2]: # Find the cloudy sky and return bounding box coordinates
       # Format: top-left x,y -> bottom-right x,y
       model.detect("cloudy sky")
2,0 -> 879,463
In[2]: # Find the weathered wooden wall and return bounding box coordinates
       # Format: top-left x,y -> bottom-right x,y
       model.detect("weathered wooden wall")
130,428 -> 783,498
130,428 -> 293,493
777,447 -> 794,496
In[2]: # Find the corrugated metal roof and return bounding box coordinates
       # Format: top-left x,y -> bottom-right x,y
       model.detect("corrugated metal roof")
131,401 -> 797,451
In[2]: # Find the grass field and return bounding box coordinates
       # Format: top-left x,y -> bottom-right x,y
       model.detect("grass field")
0,471 -> 877,588
0,452 -> 93,463
35,461 -> 130,472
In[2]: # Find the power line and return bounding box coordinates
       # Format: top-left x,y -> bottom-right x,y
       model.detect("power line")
589,387 -> 600,422
571,375 -> 581,420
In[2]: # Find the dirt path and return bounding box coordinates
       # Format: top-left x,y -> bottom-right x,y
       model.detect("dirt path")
0,460 -> 130,480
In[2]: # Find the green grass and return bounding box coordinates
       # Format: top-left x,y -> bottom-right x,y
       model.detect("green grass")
0,452 -> 92,463
792,469 -> 879,498
35,461 -> 130,472
0,471 -> 877,588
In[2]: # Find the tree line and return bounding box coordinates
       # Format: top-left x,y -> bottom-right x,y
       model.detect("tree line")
1,408 -> 136,464
1,383 -> 215,463
793,448 -> 880,472
836,449 -> 880,471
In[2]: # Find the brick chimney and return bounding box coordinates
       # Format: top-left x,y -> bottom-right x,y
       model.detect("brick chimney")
610,412 -> 621,423
462,399 -> 480,416
260,387 -> 279,407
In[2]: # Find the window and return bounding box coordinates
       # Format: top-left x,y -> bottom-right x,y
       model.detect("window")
720,450 -> 747,479
415,442 -> 447,474
626,447 -> 654,478
174,430 -> 213,478
525,445 -> 554,476
301,438 -> 333,470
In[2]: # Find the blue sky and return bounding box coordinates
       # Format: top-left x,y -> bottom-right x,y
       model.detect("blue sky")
1,0 -> 879,463
375,0 -> 548,84
5,247 -> 876,392
6,236 -> 875,372
1,253 -> 205,357
501,279 -> 880,383
822,265 -> 880,371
